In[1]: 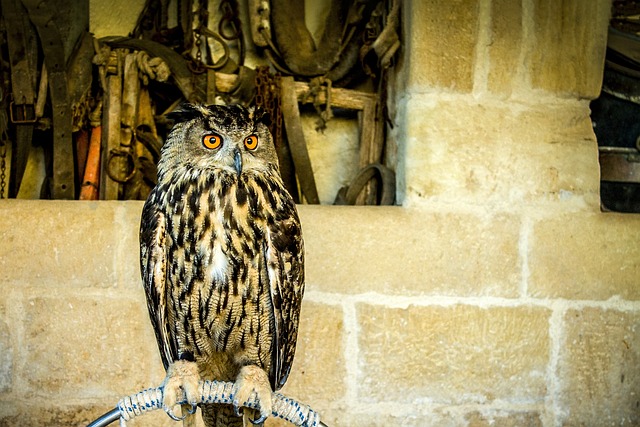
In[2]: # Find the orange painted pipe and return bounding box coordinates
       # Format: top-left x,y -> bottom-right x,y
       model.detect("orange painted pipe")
75,129 -> 90,181
79,126 -> 101,200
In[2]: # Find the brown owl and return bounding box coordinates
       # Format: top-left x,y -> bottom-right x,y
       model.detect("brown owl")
139,103 -> 305,426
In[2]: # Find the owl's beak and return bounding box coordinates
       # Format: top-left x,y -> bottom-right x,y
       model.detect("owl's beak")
233,147 -> 243,177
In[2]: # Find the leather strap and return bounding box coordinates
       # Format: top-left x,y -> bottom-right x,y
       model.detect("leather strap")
21,0 -> 75,198
2,0 -> 37,197
100,71 -> 122,200
227,65 -> 256,105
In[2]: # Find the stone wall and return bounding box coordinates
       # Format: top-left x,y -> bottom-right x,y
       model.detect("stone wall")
1,1 -> 639,426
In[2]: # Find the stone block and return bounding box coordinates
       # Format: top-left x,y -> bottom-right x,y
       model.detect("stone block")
357,304 -> 550,404
299,206 -> 521,297
487,0 -> 523,96
0,399 -> 185,426
0,200 -> 119,287
403,0 -> 479,92
114,202 -> 144,289
21,295 -> 158,398
529,0 -> 610,98
268,406 -> 462,427
529,213 -> 640,300
0,401 -> 124,427
0,318 -> 11,394
318,407 -> 542,427
277,301 -> 346,409
465,410 -> 543,426
400,98 -> 600,207
558,308 -> 640,425
302,410 -> 456,427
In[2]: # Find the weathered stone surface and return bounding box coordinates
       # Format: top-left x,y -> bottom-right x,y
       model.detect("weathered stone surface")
529,213 -> 640,300
399,98 -> 600,207
529,0 -> 610,98
558,308 -> 640,426
403,0 -> 479,92
299,206 -> 521,297
357,304 -> 550,404
487,0 -> 523,96
303,114 -> 360,205
22,295 -> 157,398
0,200 -> 120,287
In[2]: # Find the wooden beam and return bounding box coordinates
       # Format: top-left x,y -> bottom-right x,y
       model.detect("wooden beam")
280,76 -> 320,204
213,72 -> 375,110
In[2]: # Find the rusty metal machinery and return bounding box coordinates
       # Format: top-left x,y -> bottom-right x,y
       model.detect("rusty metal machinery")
0,0 -> 399,204
591,2 -> 640,213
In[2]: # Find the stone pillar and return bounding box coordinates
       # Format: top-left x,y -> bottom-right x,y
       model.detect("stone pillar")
396,0 -> 611,209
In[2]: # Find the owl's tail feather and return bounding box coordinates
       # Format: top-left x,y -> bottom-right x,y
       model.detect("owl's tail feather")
181,408 -> 198,427
201,403 -> 260,427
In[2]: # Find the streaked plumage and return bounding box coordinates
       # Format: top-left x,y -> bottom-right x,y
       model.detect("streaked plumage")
139,104 -> 305,426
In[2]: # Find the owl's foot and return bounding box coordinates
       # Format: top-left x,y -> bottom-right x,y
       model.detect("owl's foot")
232,365 -> 273,424
161,359 -> 200,421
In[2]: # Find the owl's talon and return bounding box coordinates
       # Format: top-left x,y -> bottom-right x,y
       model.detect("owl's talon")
250,413 -> 268,425
164,406 -> 187,422
233,402 -> 243,417
232,365 -> 273,423
160,360 -> 201,421
164,402 -> 197,421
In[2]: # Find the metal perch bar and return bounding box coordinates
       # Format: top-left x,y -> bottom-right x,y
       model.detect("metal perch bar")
87,379 -> 327,427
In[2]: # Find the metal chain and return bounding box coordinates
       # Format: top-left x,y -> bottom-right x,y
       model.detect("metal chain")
0,83 -> 8,199
189,0 -> 237,73
188,0 -> 209,73
0,137 -> 6,199
0,24 -> 9,198
197,0 -> 208,65
219,0 -> 242,40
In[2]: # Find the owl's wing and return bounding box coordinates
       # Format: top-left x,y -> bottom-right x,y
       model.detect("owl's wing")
266,195 -> 305,391
140,194 -> 176,371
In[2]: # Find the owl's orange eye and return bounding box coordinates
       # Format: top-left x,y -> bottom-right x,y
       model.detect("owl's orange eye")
203,134 -> 222,150
244,135 -> 259,151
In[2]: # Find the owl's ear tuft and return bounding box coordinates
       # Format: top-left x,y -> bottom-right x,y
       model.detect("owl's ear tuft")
166,103 -> 208,124
251,106 -> 271,127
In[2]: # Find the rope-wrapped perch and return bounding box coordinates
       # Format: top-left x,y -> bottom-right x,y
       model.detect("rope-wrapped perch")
87,380 -> 326,427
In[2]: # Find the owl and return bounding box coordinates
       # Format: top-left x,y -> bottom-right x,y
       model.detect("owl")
139,103 -> 305,426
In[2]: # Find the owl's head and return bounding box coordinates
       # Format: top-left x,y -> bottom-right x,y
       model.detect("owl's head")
158,103 -> 279,181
